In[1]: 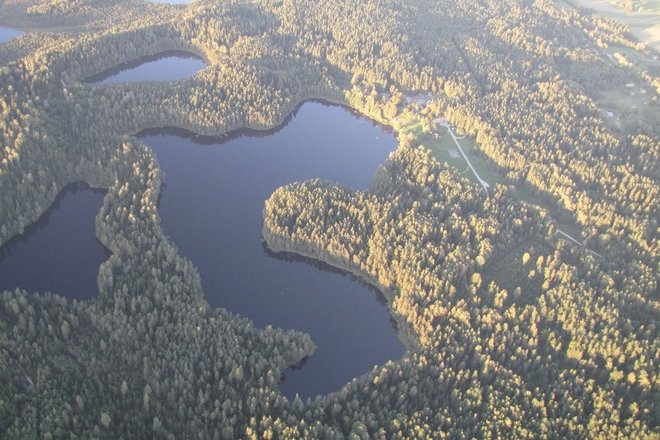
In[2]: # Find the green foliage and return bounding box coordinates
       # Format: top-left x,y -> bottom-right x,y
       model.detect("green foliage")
0,0 -> 657,438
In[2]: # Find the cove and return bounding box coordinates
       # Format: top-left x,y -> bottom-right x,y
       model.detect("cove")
83,50 -> 206,84
139,101 -> 404,399
0,183 -> 109,300
0,27 -> 23,43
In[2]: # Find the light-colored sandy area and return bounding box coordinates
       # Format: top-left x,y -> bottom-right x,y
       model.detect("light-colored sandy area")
571,0 -> 660,50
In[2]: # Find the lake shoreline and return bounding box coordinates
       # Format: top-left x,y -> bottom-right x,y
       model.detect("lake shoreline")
138,98 -> 404,398
133,95 -> 397,144
82,49 -> 205,84
0,182 -> 109,301
262,228 -> 419,354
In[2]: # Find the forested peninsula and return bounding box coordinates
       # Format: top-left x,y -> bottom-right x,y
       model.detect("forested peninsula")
0,0 -> 658,438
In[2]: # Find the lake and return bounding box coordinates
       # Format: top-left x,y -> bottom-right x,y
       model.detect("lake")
139,101 -> 404,399
83,50 -> 206,84
0,27 -> 23,43
8,50 -> 404,398
0,183 -> 108,300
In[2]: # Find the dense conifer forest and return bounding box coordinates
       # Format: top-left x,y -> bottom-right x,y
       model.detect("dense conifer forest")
0,0 -> 658,438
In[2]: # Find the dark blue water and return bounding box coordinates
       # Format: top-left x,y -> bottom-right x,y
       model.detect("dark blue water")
5,46 -> 403,397
139,102 -> 404,399
0,27 -> 23,43
0,183 -> 108,300
84,50 -> 205,84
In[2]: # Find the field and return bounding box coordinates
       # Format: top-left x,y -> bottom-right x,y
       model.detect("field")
597,85 -> 660,132
397,112 -> 504,189
482,238 -> 552,308
569,0 -> 660,50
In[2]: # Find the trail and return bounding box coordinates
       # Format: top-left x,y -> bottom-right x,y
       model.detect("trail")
437,121 -> 603,258
440,122 -> 490,197
557,229 -> 603,258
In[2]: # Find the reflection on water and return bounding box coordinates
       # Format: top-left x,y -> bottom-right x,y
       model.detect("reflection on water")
139,101 -> 404,399
83,50 -> 206,84
0,183 -> 109,300
0,27 -> 23,43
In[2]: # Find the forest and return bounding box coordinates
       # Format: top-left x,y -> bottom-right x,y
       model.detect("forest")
0,0 -> 658,438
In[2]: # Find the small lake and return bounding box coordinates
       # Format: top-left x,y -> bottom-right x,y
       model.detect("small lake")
139,102 -> 404,399
0,184 -> 108,300
0,27 -> 23,43
84,50 -> 206,84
